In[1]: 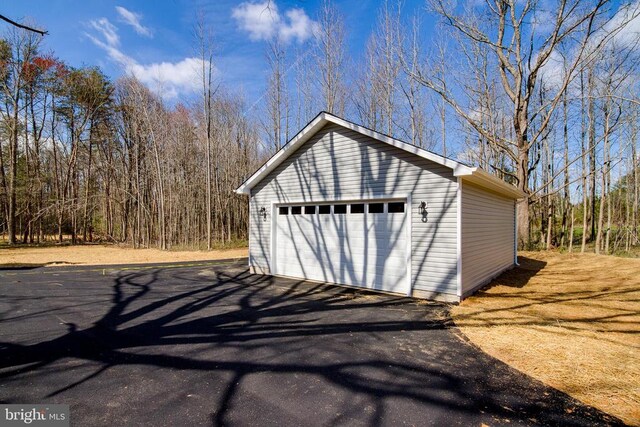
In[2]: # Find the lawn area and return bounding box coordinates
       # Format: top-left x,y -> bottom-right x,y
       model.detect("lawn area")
0,243 -> 248,267
452,251 -> 640,426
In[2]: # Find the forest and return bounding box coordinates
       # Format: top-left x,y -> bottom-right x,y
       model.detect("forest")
1,0 -> 639,254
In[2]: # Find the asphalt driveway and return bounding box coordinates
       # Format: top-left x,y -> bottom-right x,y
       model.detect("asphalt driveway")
0,260 -> 623,426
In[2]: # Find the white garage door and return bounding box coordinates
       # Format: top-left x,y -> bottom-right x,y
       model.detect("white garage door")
274,199 -> 409,294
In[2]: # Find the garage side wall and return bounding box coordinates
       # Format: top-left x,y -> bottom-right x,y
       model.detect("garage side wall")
461,182 -> 515,296
249,123 -> 459,298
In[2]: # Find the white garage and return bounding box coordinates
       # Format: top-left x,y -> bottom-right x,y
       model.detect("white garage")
236,112 -> 524,302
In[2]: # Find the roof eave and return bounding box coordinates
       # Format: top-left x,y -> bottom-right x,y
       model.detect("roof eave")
456,167 -> 525,199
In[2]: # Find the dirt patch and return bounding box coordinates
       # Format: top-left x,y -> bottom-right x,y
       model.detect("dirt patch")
0,244 -> 248,267
451,251 -> 640,426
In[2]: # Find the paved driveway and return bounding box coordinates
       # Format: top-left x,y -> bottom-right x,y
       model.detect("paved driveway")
0,260 -> 622,426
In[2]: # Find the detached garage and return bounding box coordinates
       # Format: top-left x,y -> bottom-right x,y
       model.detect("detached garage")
236,112 -> 524,302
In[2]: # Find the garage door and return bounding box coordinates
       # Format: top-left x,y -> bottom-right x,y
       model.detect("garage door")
274,199 -> 409,294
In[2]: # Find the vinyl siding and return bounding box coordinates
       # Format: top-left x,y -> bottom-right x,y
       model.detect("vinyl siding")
250,123 -> 458,296
461,181 -> 515,295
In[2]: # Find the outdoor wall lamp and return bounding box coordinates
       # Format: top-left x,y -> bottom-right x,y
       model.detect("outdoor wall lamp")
419,201 -> 428,223
259,207 -> 267,221
419,201 -> 427,214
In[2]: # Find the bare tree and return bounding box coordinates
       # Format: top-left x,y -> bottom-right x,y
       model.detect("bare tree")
265,38 -> 289,151
314,0 -> 347,115
633,106 -> 639,246
404,0 -> 639,247
399,15 -> 429,148
580,69 -> 590,253
0,29 -> 40,243
372,1 -> 400,135
432,36 -> 448,155
195,13 -> 217,250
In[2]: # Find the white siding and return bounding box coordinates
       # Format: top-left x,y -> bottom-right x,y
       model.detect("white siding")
461,181 -> 515,295
249,123 -> 458,296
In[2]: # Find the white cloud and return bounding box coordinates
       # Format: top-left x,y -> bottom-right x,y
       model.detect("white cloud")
232,1 -> 279,41
86,32 -> 131,65
279,9 -> 319,42
129,58 -> 206,99
538,2 -> 640,89
116,6 -> 153,37
602,1 -> 640,49
232,1 -> 318,43
89,18 -> 120,47
87,18 -> 211,99
538,49 -> 566,90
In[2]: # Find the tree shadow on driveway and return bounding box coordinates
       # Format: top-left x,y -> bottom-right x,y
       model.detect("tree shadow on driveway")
0,264 -> 624,426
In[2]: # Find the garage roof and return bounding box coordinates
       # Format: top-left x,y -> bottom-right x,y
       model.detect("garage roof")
235,112 -> 525,199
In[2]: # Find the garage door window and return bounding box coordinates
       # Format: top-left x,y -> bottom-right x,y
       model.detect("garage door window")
388,202 -> 405,213
350,204 -> 365,214
334,204 -> 347,214
278,201 -> 405,215
368,203 -> 384,213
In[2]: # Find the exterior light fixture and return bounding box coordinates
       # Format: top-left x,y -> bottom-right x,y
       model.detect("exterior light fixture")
419,201 -> 428,223
259,207 -> 267,221
419,201 -> 427,214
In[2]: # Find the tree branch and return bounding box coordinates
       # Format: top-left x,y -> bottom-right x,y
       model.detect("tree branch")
0,14 -> 47,35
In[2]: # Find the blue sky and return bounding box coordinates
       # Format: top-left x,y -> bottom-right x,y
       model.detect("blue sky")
2,0 -> 430,108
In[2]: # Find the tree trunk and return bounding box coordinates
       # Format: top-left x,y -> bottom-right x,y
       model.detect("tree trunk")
580,72 -> 589,253
8,110 -> 19,245
83,124 -> 94,242
569,205 -> 575,253
561,90 -> 570,248
633,117 -> 639,246
595,103 -> 611,255
588,72 -> 597,243
516,139 -> 530,247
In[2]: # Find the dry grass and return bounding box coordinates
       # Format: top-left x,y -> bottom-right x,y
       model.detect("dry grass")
0,244 -> 248,267
452,251 -> 640,426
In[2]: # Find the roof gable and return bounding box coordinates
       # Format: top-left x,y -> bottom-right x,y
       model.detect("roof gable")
236,112 -> 524,199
